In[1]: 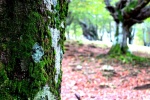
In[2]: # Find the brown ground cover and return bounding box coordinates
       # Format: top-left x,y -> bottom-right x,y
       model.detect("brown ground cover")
61,41 -> 150,100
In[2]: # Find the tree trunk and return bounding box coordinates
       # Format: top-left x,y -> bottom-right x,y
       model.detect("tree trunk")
128,26 -> 135,44
99,26 -> 105,41
109,22 -> 129,54
1,0 -> 68,100
108,21 -> 113,42
104,0 -> 150,54
142,25 -> 150,46
67,30 -> 70,40
73,24 -> 77,39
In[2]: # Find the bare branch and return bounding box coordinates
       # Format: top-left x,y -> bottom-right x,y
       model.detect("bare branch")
128,0 -> 150,16
104,0 -> 116,17
106,6 -> 115,13
104,0 -> 111,6
66,12 -> 74,26
104,0 -> 122,23
116,0 -> 128,9
124,5 -> 150,26
135,0 -> 150,10
137,6 -> 150,20
138,0 -> 143,4
104,0 -> 150,26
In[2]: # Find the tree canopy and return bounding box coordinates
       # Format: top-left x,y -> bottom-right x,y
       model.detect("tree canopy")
68,0 -> 113,28
104,0 -> 150,27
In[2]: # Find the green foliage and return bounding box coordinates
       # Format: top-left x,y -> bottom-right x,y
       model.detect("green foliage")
143,18 -> 150,43
134,20 -> 150,46
68,0 -> 112,34
117,10 -> 123,22
0,63 -> 8,85
0,90 -> 13,100
117,53 -> 149,65
144,18 -> 150,23
107,51 -> 149,66
124,0 -> 138,13
109,44 -> 129,55
133,24 -> 143,45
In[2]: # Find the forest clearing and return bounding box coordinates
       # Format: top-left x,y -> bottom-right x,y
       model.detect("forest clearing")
61,41 -> 150,100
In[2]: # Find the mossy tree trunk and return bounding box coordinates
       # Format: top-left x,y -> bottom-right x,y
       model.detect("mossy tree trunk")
104,0 -> 150,55
109,22 -> 130,54
1,0 -> 68,100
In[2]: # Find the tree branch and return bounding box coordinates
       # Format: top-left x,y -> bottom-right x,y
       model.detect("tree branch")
104,0 -> 115,13
137,6 -> 150,20
66,12 -> 74,26
138,0 -> 143,4
104,0 -> 150,25
104,0 -> 119,22
104,0 -> 111,6
128,0 -> 150,16
116,0 -> 128,9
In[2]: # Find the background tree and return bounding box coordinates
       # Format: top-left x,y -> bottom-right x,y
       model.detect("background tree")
66,11 -> 74,39
104,0 -> 150,54
79,18 -> 99,40
67,0 -> 112,40
142,19 -> 150,46
1,0 -> 68,99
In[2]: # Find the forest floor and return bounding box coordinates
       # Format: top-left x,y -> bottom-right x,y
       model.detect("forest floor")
61,40 -> 150,100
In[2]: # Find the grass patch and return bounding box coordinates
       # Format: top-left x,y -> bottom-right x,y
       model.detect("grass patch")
97,53 -> 150,67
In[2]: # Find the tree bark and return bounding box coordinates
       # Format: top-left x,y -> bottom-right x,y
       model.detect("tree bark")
108,21 -> 113,42
128,26 -> 135,44
142,25 -> 150,46
1,0 -> 68,99
109,22 -> 129,54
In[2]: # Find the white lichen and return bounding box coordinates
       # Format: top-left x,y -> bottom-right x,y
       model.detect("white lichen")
32,42 -> 44,63
113,34 -> 123,45
34,84 -> 55,100
113,23 -> 123,46
60,21 -> 64,28
44,0 -> 57,12
32,0 -> 60,99
51,0 -> 57,6
50,27 -> 62,83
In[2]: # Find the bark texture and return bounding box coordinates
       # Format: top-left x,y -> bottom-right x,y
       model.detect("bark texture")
1,0 -> 68,99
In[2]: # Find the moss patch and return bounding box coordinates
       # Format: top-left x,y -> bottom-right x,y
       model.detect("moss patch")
1,0 -> 68,99
108,44 -> 129,55
124,0 -> 138,13
97,52 -> 150,67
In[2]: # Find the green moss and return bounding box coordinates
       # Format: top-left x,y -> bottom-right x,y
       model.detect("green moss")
1,0 -> 68,99
108,44 -> 122,55
117,10 -> 123,22
107,43 -> 149,65
124,0 -> 138,13
108,43 -> 129,55
115,53 -> 149,66
0,90 -> 13,100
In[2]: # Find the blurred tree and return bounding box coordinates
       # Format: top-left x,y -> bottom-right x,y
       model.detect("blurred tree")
79,19 -> 99,40
67,0 -> 112,40
1,0 -> 68,99
105,0 -> 150,54
142,19 -> 150,46
66,11 -> 74,39
128,25 -> 136,44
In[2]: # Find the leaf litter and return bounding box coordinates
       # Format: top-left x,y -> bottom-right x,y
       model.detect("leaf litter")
61,41 -> 150,100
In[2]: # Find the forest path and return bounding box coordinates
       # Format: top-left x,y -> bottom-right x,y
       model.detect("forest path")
61,41 -> 150,100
